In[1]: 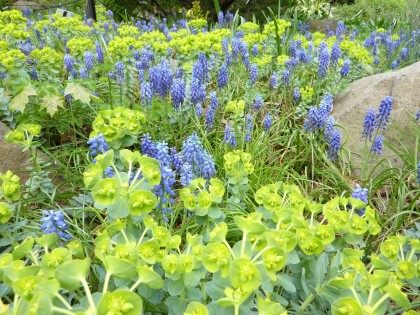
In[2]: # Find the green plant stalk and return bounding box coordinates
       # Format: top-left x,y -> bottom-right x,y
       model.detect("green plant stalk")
103,271 -> 111,293
55,293 -> 73,310
80,277 -> 96,312
51,306 -> 76,315
212,0 -> 220,14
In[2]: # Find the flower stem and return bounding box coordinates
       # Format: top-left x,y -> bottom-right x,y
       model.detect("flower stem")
80,277 -> 96,312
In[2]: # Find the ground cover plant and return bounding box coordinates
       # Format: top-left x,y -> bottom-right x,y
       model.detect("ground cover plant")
0,3 -> 419,314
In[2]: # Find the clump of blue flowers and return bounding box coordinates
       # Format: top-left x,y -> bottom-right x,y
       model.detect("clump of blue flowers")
40,210 -> 71,239
351,184 -> 368,216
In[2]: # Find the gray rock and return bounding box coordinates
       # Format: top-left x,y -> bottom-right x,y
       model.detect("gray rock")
333,61 -> 420,178
308,19 -> 338,33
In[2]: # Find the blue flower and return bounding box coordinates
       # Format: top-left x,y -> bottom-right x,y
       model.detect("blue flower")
250,63 -> 258,86
218,11 -> 225,27
336,21 -> 346,37
318,47 -> 329,79
362,108 -> 376,140
192,53 -> 208,85
141,82 -> 153,107
269,72 -> 277,89
170,78 -> 186,110
252,44 -> 258,57
104,166 -> 114,178
115,61 -> 125,84
190,78 -> 206,105
281,69 -> 290,85
371,135 -> 383,155
206,92 -> 218,130
245,113 -> 253,142
340,59 -> 350,77
79,68 -> 87,79
223,125 -> 237,148
293,87 -> 300,103
181,133 -> 216,179
63,54 -> 74,71
417,162 -> 420,183
351,184 -> 368,215
330,43 -> 341,67
401,47 -> 408,59
180,163 -> 194,187
263,114 -> 272,132
416,109 -> 420,121
87,134 -> 109,158
327,129 -> 341,161
149,58 -> 173,97
141,134 -> 156,157
218,63 -> 228,89
324,116 -> 335,141
84,51 -> 95,72
29,67 -> 38,81
376,96 -> 393,130
96,41 -> 104,63
252,95 -> 263,110
40,210 -> 71,239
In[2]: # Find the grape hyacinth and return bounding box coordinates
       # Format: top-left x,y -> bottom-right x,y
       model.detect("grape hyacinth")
170,78 -> 186,110
252,95 -> 263,110
263,114 -> 272,132
149,58 -> 173,97
218,63 -> 228,88
293,87 -> 300,103
180,163 -> 194,187
79,68 -> 87,79
96,41 -> 104,63
223,125 -> 237,148
376,96 -> 393,130
245,113 -> 253,142
205,92 -> 218,131
318,47 -> 330,79
63,54 -> 74,71
417,162 -> 420,183
324,116 -> 335,141
340,59 -> 350,77
141,82 -> 153,107
249,63 -> 258,86
40,210 -> 71,239
281,69 -> 290,85
87,134 -> 109,159
83,51 -> 95,72
351,184 -> 368,215
269,72 -> 277,89
115,61 -> 125,84
371,135 -> 383,155
190,78 -> 206,105
327,129 -> 341,161
362,108 -> 376,140
29,67 -> 38,81
416,109 -> 420,121
181,133 -> 216,179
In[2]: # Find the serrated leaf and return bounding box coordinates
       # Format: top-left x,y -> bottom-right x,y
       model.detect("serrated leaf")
9,85 -> 37,113
41,94 -> 65,117
64,83 -> 91,104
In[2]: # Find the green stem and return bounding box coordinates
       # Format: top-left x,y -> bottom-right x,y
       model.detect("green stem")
55,293 -> 73,310
103,272 -> 111,293
297,293 -> 315,315
240,232 -> 248,258
29,250 -> 39,265
80,277 -> 96,312
370,293 -> 390,314
136,228 -> 149,249
129,278 -> 143,292
108,76 -> 114,109
234,304 -> 240,315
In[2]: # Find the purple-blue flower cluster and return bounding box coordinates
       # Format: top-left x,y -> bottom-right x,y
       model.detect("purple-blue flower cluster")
351,184 -> 368,215
40,210 -> 71,239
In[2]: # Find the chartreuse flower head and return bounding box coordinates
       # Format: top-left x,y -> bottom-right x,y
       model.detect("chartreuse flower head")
5,123 -> 41,150
97,290 -> 143,315
128,190 -> 157,216
0,171 -> 21,202
331,297 -> 363,315
202,242 -> 231,277
230,257 -> 262,292
92,178 -> 119,206
263,247 -> 286,280
0,202 -> 13,224
184,301 -> 209,315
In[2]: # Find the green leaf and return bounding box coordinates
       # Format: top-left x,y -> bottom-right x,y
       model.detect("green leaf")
12,237 -> 34,260
97,290 -> 143,315
64,83 -> 92,104
35,233 -> 59,248
315,253 -> 328,289
166,278 -> 184,296
104,256 -> 137,279
136,265 -> 163,289
9,85 -> 37,113
40,94 -> 65,117
55,258 -> 91,291
386,280 -> 411,309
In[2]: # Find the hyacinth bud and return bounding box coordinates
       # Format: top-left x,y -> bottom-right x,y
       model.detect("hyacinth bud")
318,47 -> 329,79
327,129 -> 341,161
340,59 -> 350,77
263,114 -> 272,132
249,63 -> 258,86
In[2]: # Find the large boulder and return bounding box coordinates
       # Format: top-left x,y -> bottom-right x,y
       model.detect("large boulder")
333,61 -> 420,178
